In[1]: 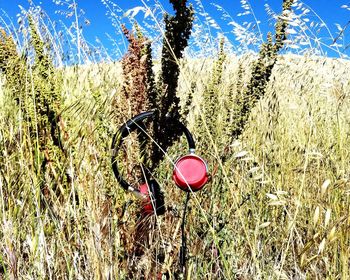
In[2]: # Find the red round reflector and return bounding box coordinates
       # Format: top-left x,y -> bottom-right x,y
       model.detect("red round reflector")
173,155 -> 208,192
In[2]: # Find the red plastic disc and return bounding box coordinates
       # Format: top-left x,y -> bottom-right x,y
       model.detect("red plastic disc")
139,183 -> 154,215
173,155 -> 208,192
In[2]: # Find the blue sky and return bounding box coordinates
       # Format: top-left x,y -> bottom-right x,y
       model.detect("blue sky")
1,0 -> 349,60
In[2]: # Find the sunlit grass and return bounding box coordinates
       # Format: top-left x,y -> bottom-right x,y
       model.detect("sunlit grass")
1,1 -> 350,279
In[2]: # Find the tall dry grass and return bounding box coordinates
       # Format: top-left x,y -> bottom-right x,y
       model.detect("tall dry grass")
1,1 -> 350,279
